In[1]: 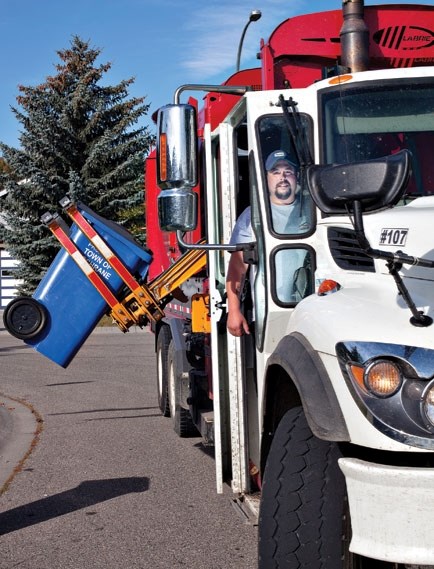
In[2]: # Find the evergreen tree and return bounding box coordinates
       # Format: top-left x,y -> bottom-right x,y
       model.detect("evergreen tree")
0,36 -> 154,294
0,158 -> 11,174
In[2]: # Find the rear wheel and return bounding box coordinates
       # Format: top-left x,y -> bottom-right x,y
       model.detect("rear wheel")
156,326 -> 171,417
258,407 -> 397,568
167,340 -> 197,437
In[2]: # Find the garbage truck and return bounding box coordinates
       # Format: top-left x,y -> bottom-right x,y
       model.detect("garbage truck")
145,1 -> 434,567
4,0 -> 434,566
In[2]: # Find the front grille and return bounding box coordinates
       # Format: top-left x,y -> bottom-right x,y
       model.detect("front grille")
328,227 -> 375,272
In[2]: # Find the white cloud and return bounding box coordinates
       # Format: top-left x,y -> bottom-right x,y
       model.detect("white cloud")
179,0 -> 308,80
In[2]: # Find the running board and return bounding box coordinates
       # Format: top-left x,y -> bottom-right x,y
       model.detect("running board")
231,493 -> 260,525
198,410 -> 214,446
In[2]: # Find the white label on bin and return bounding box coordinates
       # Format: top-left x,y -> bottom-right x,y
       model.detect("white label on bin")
83,243 -> 113,281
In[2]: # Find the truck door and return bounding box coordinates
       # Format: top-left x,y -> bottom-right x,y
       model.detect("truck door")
250,112 -> 316,358
204,117 -> 251,495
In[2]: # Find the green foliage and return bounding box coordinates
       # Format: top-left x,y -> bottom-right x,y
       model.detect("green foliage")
0,36 -> 154,294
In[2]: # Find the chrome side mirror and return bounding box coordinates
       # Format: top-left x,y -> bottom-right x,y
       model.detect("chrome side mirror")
156,104 -> 198,231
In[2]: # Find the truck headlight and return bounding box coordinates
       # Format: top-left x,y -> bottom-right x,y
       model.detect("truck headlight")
338,341 -> 434,448
364,360 -> 402,397
423,383 -> 434,427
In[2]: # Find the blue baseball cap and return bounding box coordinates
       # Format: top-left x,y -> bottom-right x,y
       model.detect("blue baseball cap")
265,150 -> 298,172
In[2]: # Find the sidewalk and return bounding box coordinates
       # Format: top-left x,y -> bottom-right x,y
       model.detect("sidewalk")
0,308 -> 38,492
0,310 -> 5,335
0,394 -> 40,494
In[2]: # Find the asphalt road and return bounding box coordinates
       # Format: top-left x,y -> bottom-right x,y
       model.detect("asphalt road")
0,327 -> 257,568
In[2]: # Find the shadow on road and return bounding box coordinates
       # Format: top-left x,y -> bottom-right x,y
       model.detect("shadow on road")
0,476 -> 149,535
0,344 -> 32,354
47,406 -> 162,422
48,406 -> 160,416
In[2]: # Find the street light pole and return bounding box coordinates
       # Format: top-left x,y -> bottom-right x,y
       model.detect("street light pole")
236,10 -> 262,72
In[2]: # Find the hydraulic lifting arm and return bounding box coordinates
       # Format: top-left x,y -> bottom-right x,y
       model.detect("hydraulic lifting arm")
42,197 -> 207,333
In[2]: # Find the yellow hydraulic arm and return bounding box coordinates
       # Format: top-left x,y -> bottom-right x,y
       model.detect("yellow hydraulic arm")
43,198 -> 207,333
120,245 -> 207,330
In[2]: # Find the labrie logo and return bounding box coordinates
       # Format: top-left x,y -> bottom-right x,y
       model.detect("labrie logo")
373,25 -> 434,50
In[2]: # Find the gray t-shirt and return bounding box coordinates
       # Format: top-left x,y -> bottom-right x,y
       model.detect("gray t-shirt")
229,198 -> 310,302
229,206 -> 253,245
229,196 -> 309,244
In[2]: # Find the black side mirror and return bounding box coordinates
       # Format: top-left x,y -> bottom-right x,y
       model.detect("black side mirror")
306,149 -> 412,215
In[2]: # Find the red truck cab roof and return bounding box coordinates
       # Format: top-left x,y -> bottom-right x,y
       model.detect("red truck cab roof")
261,4 -> 434,89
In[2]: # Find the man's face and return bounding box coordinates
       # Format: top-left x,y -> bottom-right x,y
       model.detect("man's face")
267,160 -> 297,204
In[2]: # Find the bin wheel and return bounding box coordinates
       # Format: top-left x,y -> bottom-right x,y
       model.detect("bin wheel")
3,297 -> 47,340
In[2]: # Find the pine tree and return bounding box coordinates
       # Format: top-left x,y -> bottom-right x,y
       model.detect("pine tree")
0,158 -> 11,174
0,36 -> 154,294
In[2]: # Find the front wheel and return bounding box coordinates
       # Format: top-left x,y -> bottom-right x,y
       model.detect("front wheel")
258,407 -> 394,568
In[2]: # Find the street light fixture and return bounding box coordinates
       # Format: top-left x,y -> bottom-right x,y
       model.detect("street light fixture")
236,9 -> 262,72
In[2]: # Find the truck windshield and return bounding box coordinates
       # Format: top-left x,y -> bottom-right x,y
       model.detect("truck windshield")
320,78 -> 434,197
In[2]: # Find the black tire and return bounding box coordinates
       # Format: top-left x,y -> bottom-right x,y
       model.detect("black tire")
3,297 -> 47,340
156,326 -> 171,417
167,339 -> 197,437
258,407 -> 393,569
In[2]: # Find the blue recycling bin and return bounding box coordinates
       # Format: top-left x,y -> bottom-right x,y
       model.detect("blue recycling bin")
4,204 -> 152,367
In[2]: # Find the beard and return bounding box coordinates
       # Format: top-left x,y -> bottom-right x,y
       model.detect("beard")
275,183 -> 293,201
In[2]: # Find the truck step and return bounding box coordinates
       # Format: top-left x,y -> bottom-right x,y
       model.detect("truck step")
231,492 -> 261,525
199,410 -> 214,446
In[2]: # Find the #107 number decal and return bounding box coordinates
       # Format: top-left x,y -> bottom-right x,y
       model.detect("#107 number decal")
379,228 -> 409,246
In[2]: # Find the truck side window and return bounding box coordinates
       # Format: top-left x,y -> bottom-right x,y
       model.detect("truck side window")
272,247 -> 313,304
257,116 -> 314,236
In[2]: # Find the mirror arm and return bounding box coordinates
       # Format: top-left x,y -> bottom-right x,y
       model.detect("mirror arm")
176,230 -> 256,254
352,200 -> 373,253
353,200 -> 394,261
385,259 -> 433,327
352,200 -> 434,268
174,84 -> 251,104
351,200 -> 433,327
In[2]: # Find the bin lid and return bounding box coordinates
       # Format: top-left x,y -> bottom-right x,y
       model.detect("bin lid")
77,202 -> 153,263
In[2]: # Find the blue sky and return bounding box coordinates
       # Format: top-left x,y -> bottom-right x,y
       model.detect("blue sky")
0,0 -> 426,149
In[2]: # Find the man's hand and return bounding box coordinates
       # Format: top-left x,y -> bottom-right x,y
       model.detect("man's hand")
227,307 -> 250,336
226,250 -> 250,336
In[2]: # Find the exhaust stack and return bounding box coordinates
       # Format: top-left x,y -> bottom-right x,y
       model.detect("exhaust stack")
340,0 -> 369,72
